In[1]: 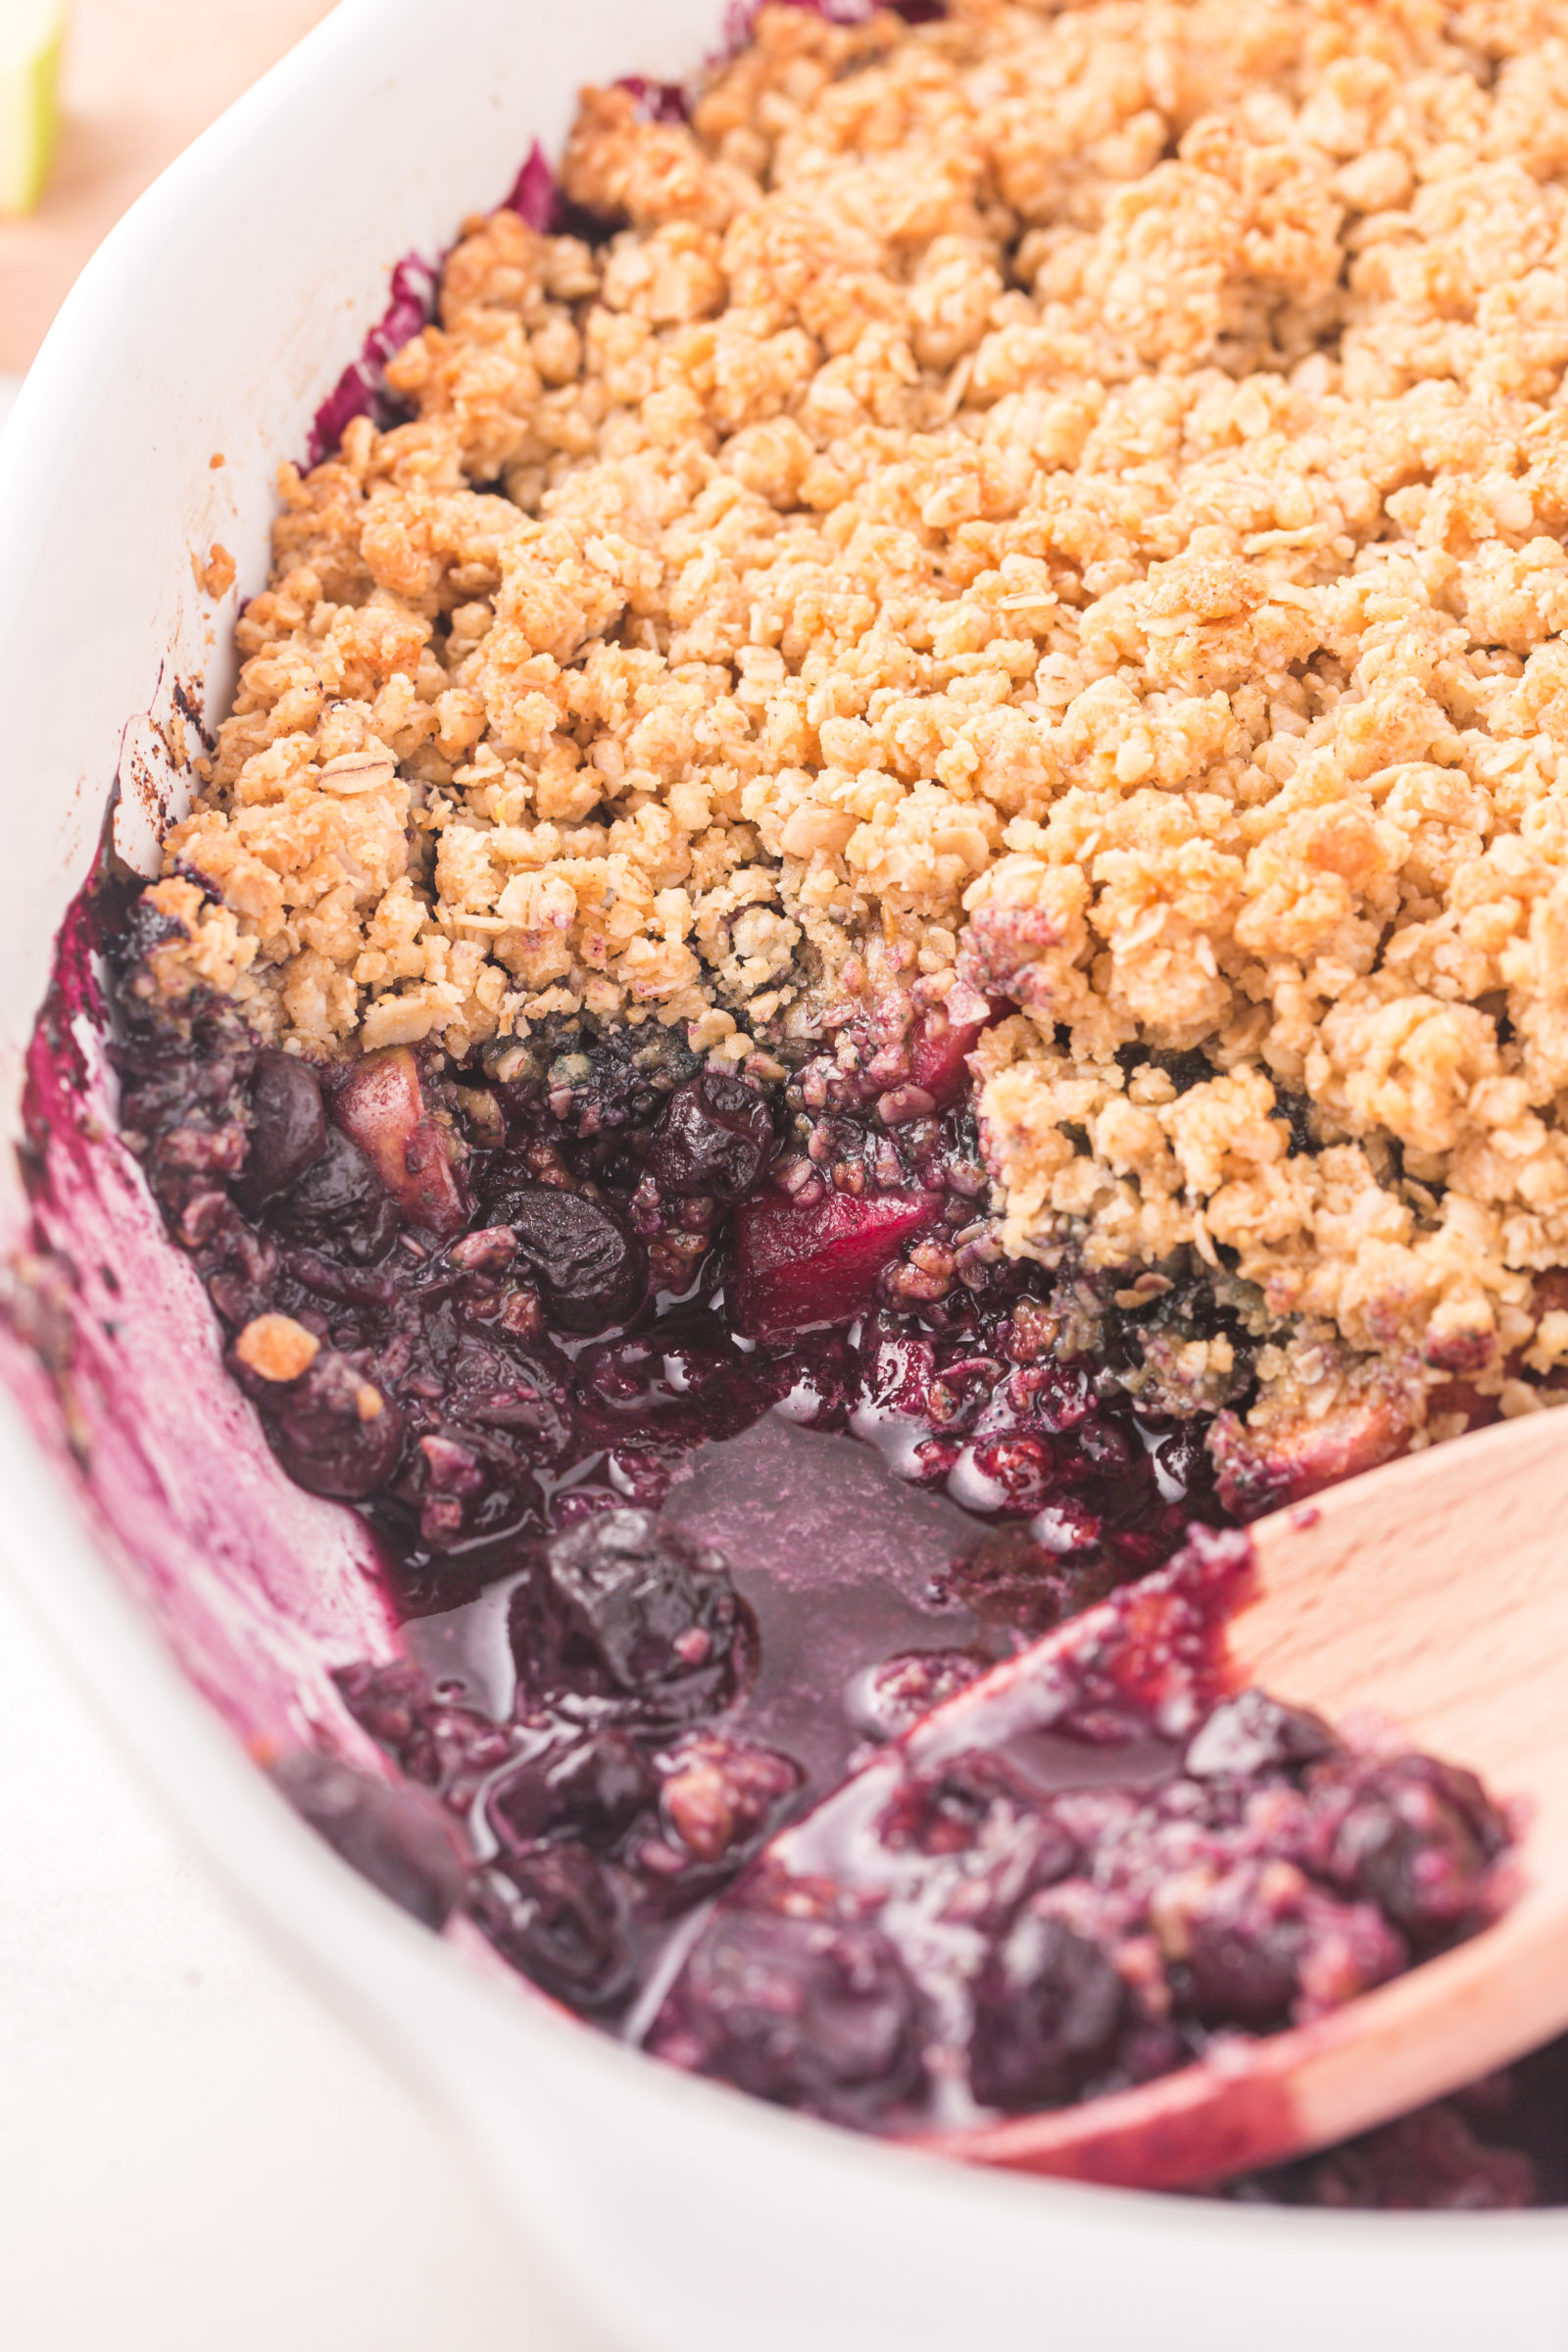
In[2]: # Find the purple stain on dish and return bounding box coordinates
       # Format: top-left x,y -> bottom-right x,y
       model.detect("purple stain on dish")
306,253 -> 439,467
307,368 -> 378,469
617,75 -> 690,125
502,76 -> 687,248
720,0 -> 942,41
2,860 -> 402,1756
382,255 -> 440,348
501,135 -> 620,250
504,140 -> 559,232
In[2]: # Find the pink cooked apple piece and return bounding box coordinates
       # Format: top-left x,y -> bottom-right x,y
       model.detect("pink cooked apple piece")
906,984 -> 999,1108
333,1046 -> 467,1238
731,1186 -> 942,1339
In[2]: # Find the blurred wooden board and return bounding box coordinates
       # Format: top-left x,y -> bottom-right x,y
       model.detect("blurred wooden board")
0,0 -> 339,371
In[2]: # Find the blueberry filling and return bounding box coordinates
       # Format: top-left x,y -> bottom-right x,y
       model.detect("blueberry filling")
109,949 -> 1523,2193
113,964 -> 1214,1620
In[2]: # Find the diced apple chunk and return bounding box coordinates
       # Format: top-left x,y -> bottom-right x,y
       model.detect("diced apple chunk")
906,986 -> 998,1107
732,1187 -> 942,1339
333,1047 -> 467,1237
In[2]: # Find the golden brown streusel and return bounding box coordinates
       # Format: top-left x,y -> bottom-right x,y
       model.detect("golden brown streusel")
149,0 -> 1568,1453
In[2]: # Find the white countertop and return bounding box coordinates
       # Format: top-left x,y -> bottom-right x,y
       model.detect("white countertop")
0,373 -> 588,2352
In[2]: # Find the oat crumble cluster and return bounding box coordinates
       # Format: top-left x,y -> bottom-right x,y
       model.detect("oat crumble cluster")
143,0 -> 1568,1485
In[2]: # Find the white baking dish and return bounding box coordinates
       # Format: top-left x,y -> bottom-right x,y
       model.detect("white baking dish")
0,2 -> 1565,2342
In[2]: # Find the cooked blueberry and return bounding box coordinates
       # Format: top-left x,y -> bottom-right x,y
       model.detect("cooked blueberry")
967,1434 -> 1056,1512
269,1349 -> 405,1498
1276,2105 -> 1536,2212
468,1843 -> 632,2008
969,1907 -> 1125,2111
270,1126 -> 400,1262
511,1507 -> 754,1722
487,1184 -> 647,1332
1317,1754 -> 1507,1945
654,1899 -> 927,2120
1183,1907 -> 1306,2030
1153,1423 -> 1209,1501
647,1070 -> 774,1200
271,1750 -> 465,1929
234,1049 -> 327,1209
1184,1690 -> 1337,1781
486,1730 -> 655,1851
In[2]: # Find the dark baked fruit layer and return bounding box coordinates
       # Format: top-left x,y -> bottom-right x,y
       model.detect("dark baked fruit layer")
106,927 -> 1539,2203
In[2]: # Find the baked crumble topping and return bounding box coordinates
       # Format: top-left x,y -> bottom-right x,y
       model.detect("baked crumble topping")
140,0 -> 1568,1494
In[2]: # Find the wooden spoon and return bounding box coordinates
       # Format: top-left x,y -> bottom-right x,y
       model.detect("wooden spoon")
918,1403 -> 1568,2189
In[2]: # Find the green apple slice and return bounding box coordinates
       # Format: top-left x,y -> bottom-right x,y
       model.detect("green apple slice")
0,0 -> 67,218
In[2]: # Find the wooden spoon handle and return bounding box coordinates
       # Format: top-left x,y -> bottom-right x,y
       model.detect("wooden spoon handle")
1233,1404 -> 1568,1793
